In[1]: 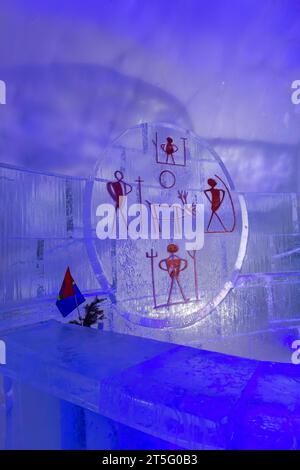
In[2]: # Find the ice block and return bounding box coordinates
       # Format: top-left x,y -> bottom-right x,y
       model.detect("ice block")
0,320 -> 299,449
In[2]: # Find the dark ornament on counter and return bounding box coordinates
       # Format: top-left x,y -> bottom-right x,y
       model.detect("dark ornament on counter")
69,296 -> 105,327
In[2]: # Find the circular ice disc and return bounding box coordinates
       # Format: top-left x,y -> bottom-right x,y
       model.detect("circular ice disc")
84,123 -> 248,329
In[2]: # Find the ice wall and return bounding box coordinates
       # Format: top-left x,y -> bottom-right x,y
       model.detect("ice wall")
0,158 -> 299,342
1,0 -> 300,182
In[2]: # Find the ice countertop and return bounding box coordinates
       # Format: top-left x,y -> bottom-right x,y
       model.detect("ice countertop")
0,320 -> 299,449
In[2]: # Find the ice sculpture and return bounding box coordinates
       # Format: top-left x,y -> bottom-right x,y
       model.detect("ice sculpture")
84,123 -> 248,329
0,128 -> 298,352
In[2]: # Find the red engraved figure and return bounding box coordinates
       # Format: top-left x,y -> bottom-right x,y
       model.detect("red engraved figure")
106,170 -> 132,209
204,178 -> 226,231
159,244 -> 188,305
160,137 -> 178,164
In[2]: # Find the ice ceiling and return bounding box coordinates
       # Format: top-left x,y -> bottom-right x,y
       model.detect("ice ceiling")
0,0 -> 300,191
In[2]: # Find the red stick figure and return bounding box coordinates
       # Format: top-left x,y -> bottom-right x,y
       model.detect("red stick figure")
159,244 -> 188,305
106,170 -> 132,226
106,170 -> 132,208
160,137 -> 178,164
204,178 -> 227,232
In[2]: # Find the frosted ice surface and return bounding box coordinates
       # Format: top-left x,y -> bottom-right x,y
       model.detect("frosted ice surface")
87,123 -> 248,330
98,345 -> 257,449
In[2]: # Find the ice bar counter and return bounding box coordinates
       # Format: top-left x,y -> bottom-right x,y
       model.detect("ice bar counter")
0,320 -> 299,450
